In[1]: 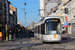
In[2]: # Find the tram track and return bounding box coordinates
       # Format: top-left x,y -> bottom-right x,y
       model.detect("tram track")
18,33 -> 25,50
1,32 -> 75,50
18,32 -> 31,50
26,35 -> 31,50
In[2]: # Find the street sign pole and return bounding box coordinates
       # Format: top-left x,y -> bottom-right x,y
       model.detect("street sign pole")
6,24 -> 8,41
6,0 -> 8,41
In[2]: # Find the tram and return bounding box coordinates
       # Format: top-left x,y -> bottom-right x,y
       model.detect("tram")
34,16 -> 62,42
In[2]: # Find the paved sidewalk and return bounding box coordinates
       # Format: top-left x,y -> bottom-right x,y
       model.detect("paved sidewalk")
0,33 -> 25,43
62,33 -> 75,37
0,38 -> 21,43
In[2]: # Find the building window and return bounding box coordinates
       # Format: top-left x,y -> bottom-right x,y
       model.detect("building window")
61,2 -> 64,6
47,0 -> 59,2
62,17 -> 64,21
0,5 -> 2,10
5,0 -> 7,3
47,12 -> 50,16
0,14 -> 2,22
61,9 -> 64,13
67,3 -> 71,11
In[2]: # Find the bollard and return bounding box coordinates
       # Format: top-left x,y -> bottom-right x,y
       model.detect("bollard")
6,24 -> 8,41
9,34 -> 12,40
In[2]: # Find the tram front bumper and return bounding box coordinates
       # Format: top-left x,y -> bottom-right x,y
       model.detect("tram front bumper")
43,38 -> 61,42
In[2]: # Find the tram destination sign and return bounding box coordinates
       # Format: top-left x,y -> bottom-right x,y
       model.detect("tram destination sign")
46,20 -> 58,22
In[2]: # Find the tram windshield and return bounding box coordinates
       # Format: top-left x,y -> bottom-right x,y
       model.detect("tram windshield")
46,19 -> 61,34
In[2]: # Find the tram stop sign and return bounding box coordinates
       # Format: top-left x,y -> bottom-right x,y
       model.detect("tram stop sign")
64,22 -> 68,27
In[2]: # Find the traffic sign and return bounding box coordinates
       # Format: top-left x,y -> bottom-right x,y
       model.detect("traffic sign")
65,16 -> 67,21
64,22 -> 67,27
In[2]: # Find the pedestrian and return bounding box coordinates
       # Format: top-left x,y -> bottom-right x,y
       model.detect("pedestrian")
0,32 -> 4,41
62,27 -> 65,34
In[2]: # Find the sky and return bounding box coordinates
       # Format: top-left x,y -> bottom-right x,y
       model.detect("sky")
8,0 -> 40,27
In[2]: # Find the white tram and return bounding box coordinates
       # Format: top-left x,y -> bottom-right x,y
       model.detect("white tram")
34,16 -> 62,42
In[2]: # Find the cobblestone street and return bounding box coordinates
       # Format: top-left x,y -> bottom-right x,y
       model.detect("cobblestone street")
0,33 -> 75,50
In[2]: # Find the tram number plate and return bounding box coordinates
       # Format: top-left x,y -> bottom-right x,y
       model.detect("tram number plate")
54,34 -> 57,38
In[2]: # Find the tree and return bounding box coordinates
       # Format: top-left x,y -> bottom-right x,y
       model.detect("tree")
25,26 -> 28,30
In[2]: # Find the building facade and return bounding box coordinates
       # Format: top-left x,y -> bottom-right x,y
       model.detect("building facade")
0,0 -> 5,36
54,0 -> 68,33
40,0 -> 45,18
53,0 -> 75,34
0,0 -> 11,39
30,21 -> 35,30
40,0 -> 60,18
0,0 -> 4,32
66,0 -> 75,34
9,5 -> 17,34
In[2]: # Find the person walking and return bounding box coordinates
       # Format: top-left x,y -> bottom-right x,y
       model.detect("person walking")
62,27 -> 65,34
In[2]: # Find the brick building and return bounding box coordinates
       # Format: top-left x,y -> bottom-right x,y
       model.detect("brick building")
9,5 -> 17,37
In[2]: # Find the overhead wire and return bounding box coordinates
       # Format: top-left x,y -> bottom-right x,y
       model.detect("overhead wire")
9,0 -> 44,3
11,4 -> 25,11
9,0 -> 59,3
24,0 -> 28,27
33,14 -> 40,22
10,0 -> 41,26
11,1 -> 27,27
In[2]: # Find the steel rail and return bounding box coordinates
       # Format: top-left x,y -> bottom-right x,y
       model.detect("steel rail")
18,33 -> 25,50
18,32 -> 31,50
26,35 -> 31,50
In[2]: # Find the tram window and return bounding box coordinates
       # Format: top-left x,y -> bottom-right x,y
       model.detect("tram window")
34,27 -> 38,33
39,26 -> 41,34
34,26 -> 41,34
34,27 -> 37,33
36,27 -> 38,33
46,22 -> 61,34
38,26 -> 39,34
34,28 -> 36,33
41,24 -> 45,34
